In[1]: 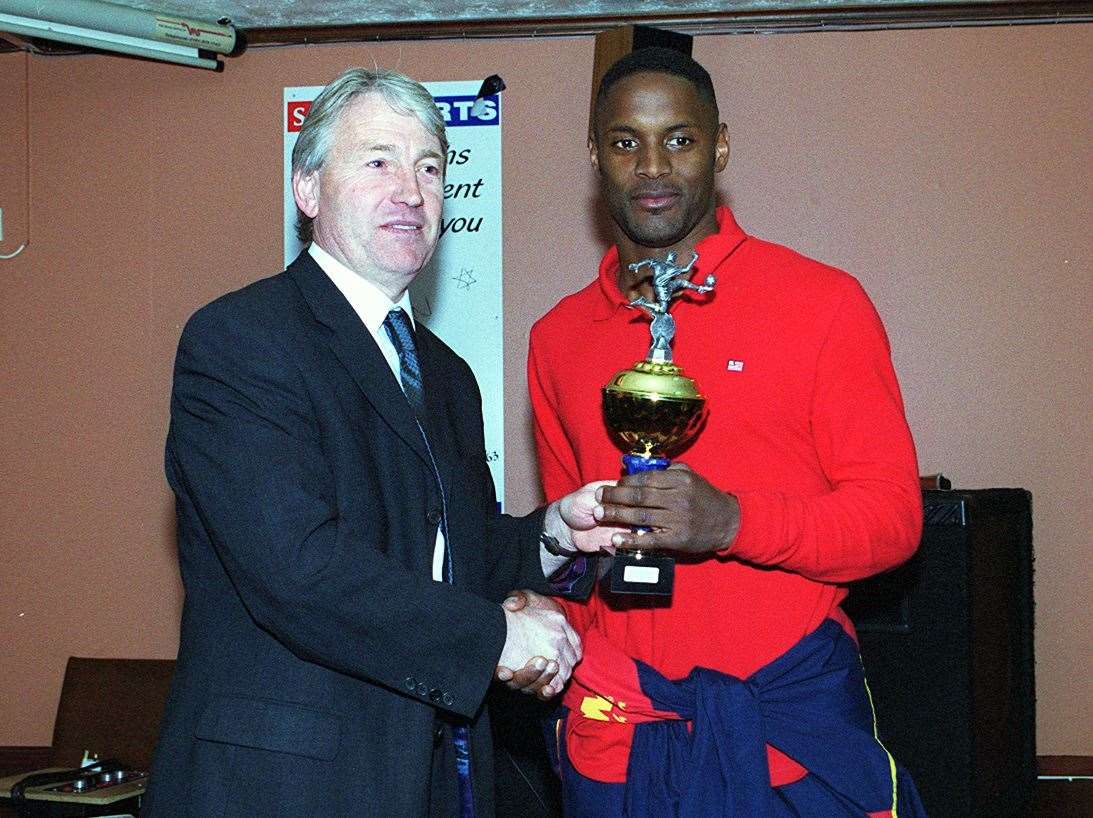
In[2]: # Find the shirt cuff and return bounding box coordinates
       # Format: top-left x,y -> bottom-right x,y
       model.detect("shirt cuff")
717,489 -> 768,562
546,555 -> 590,596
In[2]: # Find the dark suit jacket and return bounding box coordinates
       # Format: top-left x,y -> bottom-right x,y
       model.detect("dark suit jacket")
145,253 -> 572,817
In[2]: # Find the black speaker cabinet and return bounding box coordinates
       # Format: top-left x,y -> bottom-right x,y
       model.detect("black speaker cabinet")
846,489 -> 1036,818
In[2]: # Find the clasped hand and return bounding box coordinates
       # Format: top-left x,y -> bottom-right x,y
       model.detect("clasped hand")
593,463 -> 741,554
495,590 -> 578,700
544,479 -> 624,555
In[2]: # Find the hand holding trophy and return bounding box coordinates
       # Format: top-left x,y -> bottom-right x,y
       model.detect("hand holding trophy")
601,250 -> 715,597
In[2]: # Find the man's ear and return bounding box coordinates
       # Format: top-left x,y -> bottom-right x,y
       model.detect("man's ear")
588,133 -> 600,172
292,169 -> 320,218
714,123 -> 730,173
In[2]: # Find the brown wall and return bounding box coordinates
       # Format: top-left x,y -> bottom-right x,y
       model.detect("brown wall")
0,25 -> 1089,753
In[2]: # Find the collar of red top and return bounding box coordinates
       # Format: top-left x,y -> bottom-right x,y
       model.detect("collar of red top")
593,205 -> 748,321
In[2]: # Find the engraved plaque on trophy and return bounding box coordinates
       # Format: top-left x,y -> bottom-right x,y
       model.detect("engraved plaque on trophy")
601,250 -> 715,597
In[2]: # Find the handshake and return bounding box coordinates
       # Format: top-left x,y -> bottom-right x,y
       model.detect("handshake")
496,589 -> 580,700
491,463 -> 742,699
493,480 -> 625,699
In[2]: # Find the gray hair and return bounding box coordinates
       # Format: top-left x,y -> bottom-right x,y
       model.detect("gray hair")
292,67 -> 449,244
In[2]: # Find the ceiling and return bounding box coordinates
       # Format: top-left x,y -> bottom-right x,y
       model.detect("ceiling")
2,1 -> 1089,50
107,0 -> 1093,33
117,0 -> 741,30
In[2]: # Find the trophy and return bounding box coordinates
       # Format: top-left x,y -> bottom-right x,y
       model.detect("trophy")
602,250 -> 715,597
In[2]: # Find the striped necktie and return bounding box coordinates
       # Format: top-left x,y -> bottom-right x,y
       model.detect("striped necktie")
382,308 -> 426,417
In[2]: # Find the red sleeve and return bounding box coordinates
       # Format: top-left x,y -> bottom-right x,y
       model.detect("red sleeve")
726,282 -> 922,583
528,324 -> 595,630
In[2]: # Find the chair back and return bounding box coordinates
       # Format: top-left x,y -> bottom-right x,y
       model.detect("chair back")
50,657 -> 175,771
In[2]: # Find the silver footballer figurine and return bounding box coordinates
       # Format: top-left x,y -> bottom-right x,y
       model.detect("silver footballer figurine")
626,251 -> 716,362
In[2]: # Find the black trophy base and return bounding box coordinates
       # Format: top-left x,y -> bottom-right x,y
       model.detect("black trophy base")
609,551 -> 674,596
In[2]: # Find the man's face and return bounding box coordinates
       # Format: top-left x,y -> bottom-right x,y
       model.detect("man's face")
293,93 -> 444,299
591,71 -> 728,253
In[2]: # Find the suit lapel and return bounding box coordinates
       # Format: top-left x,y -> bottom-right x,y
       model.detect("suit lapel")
286,252 -> 430,466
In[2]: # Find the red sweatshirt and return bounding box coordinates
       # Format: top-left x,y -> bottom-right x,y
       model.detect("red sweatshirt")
528,207 -> 922,785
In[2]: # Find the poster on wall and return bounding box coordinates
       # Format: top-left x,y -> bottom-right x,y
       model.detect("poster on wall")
283,81 -> 505,497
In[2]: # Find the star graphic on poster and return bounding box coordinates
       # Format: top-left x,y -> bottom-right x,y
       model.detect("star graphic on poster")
453,268 -> 477,289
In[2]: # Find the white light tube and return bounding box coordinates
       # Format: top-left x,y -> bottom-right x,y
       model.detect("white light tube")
0,1 -> 236,70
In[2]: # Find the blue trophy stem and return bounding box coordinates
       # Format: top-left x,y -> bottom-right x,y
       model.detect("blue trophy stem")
623,453 -> 671,474
622,454 -> 670,534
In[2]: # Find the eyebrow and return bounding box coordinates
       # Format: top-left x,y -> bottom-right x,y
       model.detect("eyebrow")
606,121 -> 699,135
356,144 -> 443,163
346,143 -> 395,161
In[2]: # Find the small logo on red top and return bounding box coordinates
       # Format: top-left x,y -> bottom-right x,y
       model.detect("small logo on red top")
287,101 -> 312,132
727,359 -> 744,372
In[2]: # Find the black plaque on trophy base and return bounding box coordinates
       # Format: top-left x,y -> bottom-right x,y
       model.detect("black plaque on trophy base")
609,550 -> 675,596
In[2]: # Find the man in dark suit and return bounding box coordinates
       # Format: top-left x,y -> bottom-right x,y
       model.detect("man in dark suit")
144,68 -> 614,818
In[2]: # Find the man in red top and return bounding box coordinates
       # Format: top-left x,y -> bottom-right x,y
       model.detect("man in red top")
523,47 -> 928,816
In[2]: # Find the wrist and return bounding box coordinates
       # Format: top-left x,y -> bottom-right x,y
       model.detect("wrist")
716,493 -> 742,554
542,502 -> 578,556
497,607 -> 516,668
540,530 -> 579,558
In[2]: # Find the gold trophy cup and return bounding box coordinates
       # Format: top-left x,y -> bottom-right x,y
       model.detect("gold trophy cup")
601,250 -> 714,597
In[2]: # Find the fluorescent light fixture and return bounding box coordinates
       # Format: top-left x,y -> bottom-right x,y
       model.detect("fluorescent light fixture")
0,0 -> 236,70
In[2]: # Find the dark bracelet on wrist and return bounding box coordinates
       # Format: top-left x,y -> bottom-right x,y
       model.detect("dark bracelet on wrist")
540,531 -> 579,557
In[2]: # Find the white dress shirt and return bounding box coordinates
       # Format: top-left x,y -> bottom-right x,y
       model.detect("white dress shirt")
308,243 -> 446,582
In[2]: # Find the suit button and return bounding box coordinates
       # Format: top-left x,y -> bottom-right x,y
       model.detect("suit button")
417,682 -> 428,697
442,692 -> 453,706
405,676 -> 416,691
426,508 -> 442,525
429,688 -> 442,703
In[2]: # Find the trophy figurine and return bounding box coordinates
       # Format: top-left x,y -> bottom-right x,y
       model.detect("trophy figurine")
602,250 -> 715,597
